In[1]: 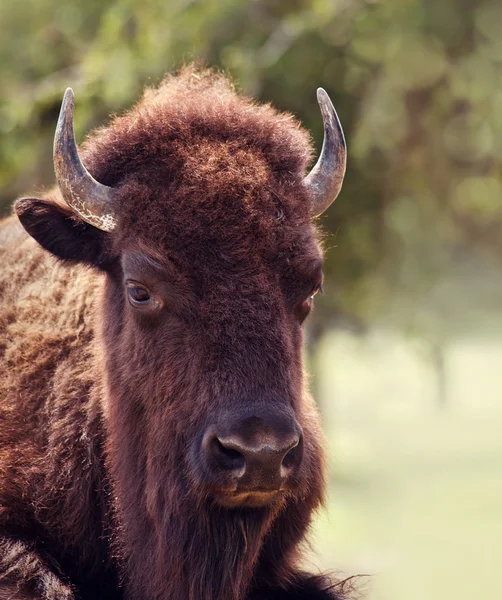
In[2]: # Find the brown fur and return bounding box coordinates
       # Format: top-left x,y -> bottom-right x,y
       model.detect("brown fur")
0,68 -> 346,600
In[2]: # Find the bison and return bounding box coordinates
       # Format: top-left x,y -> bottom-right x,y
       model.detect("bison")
0,68 -> 347,600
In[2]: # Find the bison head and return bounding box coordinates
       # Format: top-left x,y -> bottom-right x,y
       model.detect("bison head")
15,69 -> 346,600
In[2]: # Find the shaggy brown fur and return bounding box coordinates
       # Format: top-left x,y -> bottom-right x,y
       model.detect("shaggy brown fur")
0,68 -> 346,600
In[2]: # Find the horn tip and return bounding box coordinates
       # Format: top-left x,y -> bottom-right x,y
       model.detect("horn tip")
61,88 -> 75,111
316,87 -> 328,102
316,88 -> 335,115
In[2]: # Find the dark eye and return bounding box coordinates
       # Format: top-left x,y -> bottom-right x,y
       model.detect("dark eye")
126,283 -> 151,307
310,282 -> 323,299
296,282 -> 323,324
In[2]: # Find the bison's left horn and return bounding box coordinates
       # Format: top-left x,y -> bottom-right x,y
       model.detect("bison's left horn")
304,88 -> 346,218
53,88 -> 118,232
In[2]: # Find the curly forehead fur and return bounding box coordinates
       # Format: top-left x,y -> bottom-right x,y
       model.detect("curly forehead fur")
83,67 -> 318,264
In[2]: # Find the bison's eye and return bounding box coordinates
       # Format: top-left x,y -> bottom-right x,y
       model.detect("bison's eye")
126,282 -> 152,307
297,282 -> 323,323
311,282 -> 323,299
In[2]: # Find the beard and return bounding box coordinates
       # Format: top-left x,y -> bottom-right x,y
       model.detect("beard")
122,486 -> 286,600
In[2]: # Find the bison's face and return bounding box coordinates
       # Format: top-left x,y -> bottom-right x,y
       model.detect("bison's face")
16,185 -> 325,512
16,80 -> 345,514
98,221 -> 324,509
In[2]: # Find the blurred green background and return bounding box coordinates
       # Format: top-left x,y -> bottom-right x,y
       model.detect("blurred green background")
1,1 -> 501,598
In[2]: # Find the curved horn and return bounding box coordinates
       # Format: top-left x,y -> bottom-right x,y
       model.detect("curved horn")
53,88 -> 118,232
304,88 -> 347,217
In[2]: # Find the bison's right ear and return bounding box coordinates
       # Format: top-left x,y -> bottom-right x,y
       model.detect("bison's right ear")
15,197 -> 110,268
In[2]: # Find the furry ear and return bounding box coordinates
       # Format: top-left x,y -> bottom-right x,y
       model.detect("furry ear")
15,197 -> 110,267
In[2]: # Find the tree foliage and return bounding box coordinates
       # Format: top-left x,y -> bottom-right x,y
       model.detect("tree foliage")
1,0 -> 501,336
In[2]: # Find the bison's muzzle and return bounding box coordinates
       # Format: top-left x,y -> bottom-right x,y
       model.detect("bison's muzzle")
199,413 -> 303,508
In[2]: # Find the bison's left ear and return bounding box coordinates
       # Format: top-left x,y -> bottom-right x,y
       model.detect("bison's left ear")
15,197 -> 110,268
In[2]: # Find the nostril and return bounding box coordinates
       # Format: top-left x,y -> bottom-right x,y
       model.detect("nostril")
281,446 -> 298,469
215,438 -> 243,461
212,437 -> 246,471
281,436 -> 302,470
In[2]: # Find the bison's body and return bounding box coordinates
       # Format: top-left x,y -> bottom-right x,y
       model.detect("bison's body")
0,69 -> 347,600
0,217 -> 116,597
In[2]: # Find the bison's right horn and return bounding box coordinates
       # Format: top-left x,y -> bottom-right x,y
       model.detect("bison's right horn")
53,88 -> 118,232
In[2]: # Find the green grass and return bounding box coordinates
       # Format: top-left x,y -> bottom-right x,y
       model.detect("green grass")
306,331 -> 502,600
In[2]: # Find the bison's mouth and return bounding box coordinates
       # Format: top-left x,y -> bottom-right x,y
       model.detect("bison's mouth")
213,488 -> 285,509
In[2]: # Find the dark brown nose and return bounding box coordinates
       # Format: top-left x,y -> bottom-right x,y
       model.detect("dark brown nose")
202,416 -> 303,492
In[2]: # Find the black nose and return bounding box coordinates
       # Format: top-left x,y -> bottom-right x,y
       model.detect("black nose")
202,416 -> 303,492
